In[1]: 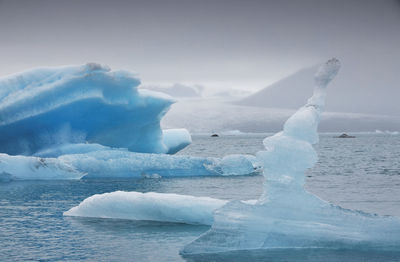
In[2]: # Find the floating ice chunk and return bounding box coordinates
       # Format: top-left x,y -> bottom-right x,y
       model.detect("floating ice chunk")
182,58 -> 400,254
0,64 -> 190,155
0,146 -> 259,180
64,191 -> 227,225
49,147 -> 258,179
162,129 -> 192,154
0,153 -> 83,181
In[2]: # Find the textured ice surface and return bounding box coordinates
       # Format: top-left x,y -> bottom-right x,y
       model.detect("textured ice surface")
61,148 -> 260,179
33,143 -> 112,158
0,142 -> 259,180
182,58 -> 400,254
0,63 -> 190,155
219,154 -> 261,176
0,153 -> 83,181
162,129 -> 192,154
60,149 -> 220,178
64,191 -> 227,225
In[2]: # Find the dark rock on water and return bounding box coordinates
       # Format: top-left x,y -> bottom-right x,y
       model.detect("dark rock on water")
211,134 -> 219,137
335,133 -> 356,138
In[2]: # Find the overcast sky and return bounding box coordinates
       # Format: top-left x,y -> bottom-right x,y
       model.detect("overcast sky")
0,0 -> 399,92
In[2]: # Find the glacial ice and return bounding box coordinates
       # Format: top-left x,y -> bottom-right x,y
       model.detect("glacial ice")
182,58 -> 400,254
0,63 -> 191,155
0,142 -> 260,180
60,148 -> 260,179
0,153 -> 83,181
162,129 -> 192,154
59,149 -> 220,178
219,154 -> 260,176
64,191 -> 227,225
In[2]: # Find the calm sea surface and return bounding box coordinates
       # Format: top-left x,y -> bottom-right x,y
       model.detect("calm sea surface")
1,134 -> 400,261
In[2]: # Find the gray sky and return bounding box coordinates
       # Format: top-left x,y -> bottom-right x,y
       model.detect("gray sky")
0,0 -> 399,92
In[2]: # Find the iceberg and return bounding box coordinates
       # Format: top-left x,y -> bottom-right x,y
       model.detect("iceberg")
64,191 -> 227,225
182,58 -> 400,254
0,63 -> 190,155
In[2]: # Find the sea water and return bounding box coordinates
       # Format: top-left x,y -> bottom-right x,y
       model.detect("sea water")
0,133 -> 399,261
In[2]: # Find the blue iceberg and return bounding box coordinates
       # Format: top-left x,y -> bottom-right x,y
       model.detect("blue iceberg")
0,63 -> 190,155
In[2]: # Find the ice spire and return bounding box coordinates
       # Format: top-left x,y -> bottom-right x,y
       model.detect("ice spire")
182,59 -> 400,255
257,58 -> 340,203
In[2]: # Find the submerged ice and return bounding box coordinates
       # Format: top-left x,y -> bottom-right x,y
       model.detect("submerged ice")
0,63 -> 190,155
182,58 -> 400,254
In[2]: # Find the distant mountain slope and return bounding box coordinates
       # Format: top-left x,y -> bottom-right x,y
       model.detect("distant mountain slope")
162,99 -> 400,133
236,63 -> 400,116
236,66 -> 317,110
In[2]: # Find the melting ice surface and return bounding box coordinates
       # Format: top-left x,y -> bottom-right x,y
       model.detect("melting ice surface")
181,58 -> 400,254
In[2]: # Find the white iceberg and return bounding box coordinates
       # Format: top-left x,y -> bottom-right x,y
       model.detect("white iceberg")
182,58 -> 400,254
0,63 -> 190,155
64,191 -> 227,225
